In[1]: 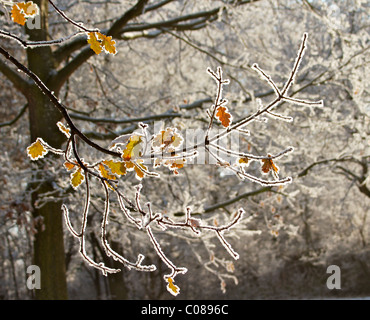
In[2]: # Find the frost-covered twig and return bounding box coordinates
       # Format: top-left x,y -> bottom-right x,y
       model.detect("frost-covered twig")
100,181 -> 156,272
0,29 -> 86,48
48,0 -> 99,33
62,175 -> 119,276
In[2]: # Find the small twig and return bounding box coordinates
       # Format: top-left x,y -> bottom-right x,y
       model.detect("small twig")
48,0 -> 99,33
62,175 -> 120,276
146,225 -> 187,277
0,103 -> 27,128
252,63 -> 282,97
281,33 -> 308,96
209,143 -> 294,161
0,29 -> 86,48
100,181 -> 156,272
205,66 -> 230,143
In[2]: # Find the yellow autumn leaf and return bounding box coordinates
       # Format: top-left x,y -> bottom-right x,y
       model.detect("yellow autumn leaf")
166,277 -> 180,296
18,1 -> 38,16
134,166 -> 144,180
87,32 -> 103,55
11,4 -> 26,25
87,32 -> 117,55
64,161 -> 75,171
125,161 -> 135,170
133,160 -> 147,180
11,2 -> 39,25
70,169 -> 85,190
122,135 -> 142,161
124,160 -> 157,180
98,33 -> 117,55
98,163 -> 117,181
98,163 -> 117,190
102,160 -> 127,176
27,138 -> 48,160
238,157 -> 249,165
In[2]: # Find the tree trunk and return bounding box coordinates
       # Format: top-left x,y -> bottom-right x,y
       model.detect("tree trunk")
90,233 -> 129,300
105,241 -> 129,300
26,0 -> 68,300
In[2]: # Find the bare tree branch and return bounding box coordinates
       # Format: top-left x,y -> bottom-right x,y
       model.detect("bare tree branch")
0,103 -> 28,128
51,0 -> 149,90
0,58 -> 30,95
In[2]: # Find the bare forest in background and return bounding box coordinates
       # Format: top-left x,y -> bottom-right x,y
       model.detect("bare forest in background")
0,0 -> 369,300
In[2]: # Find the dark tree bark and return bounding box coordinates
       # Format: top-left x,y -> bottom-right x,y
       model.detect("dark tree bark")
25,0 -> 68,300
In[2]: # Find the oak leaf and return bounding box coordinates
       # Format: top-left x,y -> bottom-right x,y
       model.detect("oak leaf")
99,33 -> 117,55
27,138 -> 48,160
87,32 -> 117,55
70,169 -> 85,190
103,160 -> 127,176
261,155 -> 279,174
98,163 -> 117,190
171,160 -> 185,170
64,162 -> 76,171
87,32 -> 103,55
11,5 -> 26,25
122,135 -> 142,161
11,2 -> 39,26
215,106 -> 232,127
98,163 -> 117,181
133,160 -> 147,180
238,157 -> 249,165
18,2 -> 38,15
122,160 -> 146,180
109,134 -> 131,150
125,161 -> 135,170
152,128 -> 183,151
